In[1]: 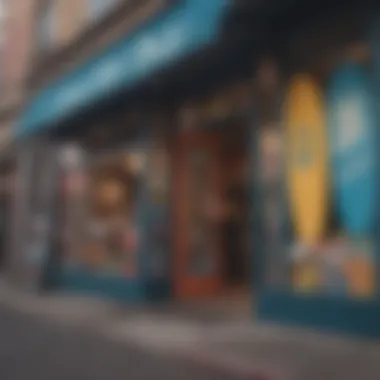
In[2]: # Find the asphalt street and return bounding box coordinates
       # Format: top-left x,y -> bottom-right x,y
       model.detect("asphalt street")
0,306 -> 232,380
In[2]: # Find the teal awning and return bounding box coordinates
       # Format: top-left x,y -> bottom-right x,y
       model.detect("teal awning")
16,0 -> 229,138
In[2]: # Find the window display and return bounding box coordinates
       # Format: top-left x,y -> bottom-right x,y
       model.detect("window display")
254,25 -> 378,299
62,148 -> 145,277
325,62 -> 376,298
280,46 -> 377,298
85,153 -> 142,275
328,64 -> 376,237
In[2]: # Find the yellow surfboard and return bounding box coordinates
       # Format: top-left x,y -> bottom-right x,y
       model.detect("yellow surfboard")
285,75 -> 329,246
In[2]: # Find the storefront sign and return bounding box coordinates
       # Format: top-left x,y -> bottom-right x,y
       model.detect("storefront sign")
328,64 -> 376,236
17,0 -> 228,137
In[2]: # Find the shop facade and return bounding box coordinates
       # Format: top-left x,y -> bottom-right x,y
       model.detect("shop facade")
15,0 -> 236,300
256,4 -> 380,337
13,0 -> 380,336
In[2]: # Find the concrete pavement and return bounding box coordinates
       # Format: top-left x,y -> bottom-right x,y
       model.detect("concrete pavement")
0,306 -> 232,380
1,279 -> 380,379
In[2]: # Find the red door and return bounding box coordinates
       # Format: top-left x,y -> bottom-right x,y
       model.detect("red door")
173,131 -> 224,298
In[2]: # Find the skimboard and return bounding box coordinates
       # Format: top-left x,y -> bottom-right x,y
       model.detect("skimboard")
327,63 -> 376,237
285,75 -> 329,246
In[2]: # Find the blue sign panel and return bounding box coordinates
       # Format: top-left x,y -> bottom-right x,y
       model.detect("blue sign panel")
17,0 -> 228,137
328,64 -> 376,237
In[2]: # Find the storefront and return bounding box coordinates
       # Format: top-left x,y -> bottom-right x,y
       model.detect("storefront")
14,0 -> 234,301
53,116 -> 173,301
13,0 -> 380,336
256,5 -> 380,336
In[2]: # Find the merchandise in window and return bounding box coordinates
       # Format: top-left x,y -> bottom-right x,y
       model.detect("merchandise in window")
80,151 -> 144,276
283,45 -> 376,299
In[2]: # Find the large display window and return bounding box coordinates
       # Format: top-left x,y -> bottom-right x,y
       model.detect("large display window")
59,127 -> 172,286
284,67 -> 376,298
257,15 -> 378,300
61,146 -> 146,277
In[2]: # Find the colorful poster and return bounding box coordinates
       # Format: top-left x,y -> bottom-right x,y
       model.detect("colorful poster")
328,63 -> 376,237
285,75 -> 329,246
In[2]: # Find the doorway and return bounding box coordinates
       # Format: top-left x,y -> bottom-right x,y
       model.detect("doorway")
173,121 -> 251,304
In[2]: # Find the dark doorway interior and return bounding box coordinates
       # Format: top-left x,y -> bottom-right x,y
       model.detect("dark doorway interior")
218,124 -> 251,290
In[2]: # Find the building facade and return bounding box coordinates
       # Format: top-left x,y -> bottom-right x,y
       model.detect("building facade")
13,0 -> 380,337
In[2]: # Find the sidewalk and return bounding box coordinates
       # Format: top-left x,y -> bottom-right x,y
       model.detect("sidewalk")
1,280 -> 380,380
103,314 -> 380,380
0,278 -> 122,327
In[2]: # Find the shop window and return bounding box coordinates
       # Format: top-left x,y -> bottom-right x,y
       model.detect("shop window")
257,25 -> 376,299
62,150 -> 146,276
284,52 -> 376,298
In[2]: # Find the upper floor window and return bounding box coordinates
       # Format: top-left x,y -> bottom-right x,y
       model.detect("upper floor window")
36,0 -> 57,53
86,0 -> 120,21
